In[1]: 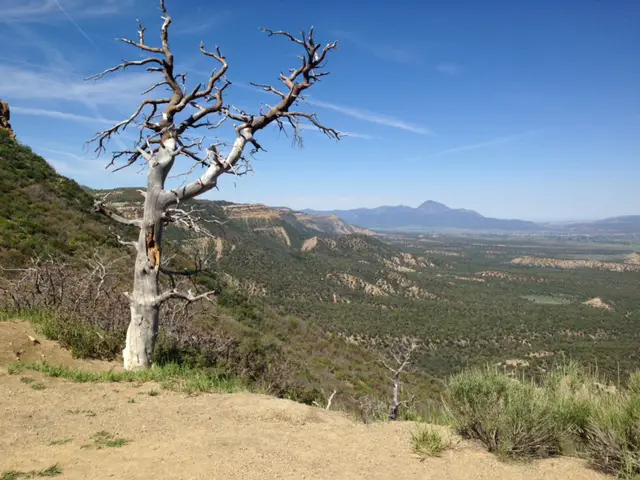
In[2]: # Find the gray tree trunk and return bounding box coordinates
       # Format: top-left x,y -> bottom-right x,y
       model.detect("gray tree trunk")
122,144 -> 174,370
389,372 -> 400,420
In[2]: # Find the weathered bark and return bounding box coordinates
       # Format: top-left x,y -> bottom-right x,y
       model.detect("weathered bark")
88,2 -> 340,370
388,372 -> 400,420
122,141 -> 174,370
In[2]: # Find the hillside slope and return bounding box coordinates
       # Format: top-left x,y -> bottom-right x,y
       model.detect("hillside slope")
91,187 -> 373,243
0,323 -> 607,480
0,131 -> 115,265
90,187 -> 640,381
0,137 -> 436,414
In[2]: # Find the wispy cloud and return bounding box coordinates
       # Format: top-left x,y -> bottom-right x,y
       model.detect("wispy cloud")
46,158 -> 89,175
285,123 -> 377,141
308,99 -> 433,135
36,147 -> 86,162
172,11 -> 235,36
341,131 -> 378,140
0,66 -> 151,105
51,0 -> 99,49
330,30 -> 418,65
0,0 -> 129,23
2,30 -> 141,154
436,62 -> 463,75
12,106 -> 117,125
436,130 -> 543,156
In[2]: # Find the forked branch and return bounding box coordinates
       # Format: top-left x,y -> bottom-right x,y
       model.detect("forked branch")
94,200 -> 142,228
86,0 -> 340,203
154,288 -> 217,306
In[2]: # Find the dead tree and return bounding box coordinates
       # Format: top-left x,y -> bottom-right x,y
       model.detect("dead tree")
381,339 -> 420,420
313,389 -> 338,411
87,0 -> 340,370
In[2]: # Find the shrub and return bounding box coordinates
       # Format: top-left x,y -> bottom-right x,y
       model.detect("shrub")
24,310 -> 122,360
445,362 -> 640,478
411,425 -> 452,459
446,367 -> 562,459
585,389 -> 640,477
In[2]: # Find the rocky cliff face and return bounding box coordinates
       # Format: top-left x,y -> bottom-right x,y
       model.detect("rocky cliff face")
0,100 -> 15,139
223,203 -> 374,237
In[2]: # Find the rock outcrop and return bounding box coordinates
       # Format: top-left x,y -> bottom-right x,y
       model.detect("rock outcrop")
583,297 -> 613,311
0,100 -> 15,139
511,256 -> 640,272
626,253 -> 640,265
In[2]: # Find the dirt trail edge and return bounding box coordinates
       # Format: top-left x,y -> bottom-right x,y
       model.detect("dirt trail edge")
0,321 -> 609,480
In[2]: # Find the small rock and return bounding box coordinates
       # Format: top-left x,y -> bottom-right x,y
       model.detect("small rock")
28,335 -> 40,345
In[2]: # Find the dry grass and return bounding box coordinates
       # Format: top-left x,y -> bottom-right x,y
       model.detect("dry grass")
411,426 -> 453,459
1,464 -> 62,479
445,363 -> 640,477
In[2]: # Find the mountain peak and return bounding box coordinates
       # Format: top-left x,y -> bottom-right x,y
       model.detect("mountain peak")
417,200 -> 451,213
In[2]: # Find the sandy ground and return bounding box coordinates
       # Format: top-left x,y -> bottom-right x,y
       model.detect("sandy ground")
0,321 -> 611,480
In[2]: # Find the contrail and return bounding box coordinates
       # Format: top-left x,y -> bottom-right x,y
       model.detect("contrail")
52,0 -> 100,51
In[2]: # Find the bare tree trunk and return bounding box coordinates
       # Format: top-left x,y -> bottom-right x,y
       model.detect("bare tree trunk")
123,240 -> 161,369
389,372 -> 400,420
122,144 -> 172,370
88,2 -> 341,370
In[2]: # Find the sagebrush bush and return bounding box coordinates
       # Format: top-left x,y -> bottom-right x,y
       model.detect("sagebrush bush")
446,367 -> 561,459
446,363 -> 640,478
585,390 -> 640,477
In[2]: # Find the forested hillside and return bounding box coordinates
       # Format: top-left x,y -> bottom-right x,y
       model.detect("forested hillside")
0,131 -> 116,266
97,186 -> 640,380
0,134 -> 444,416
2,131 -> 639,418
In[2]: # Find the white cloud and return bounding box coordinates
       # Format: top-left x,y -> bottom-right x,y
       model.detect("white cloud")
36,147 -> 85,162
12,106 -> 117,124
45,158 -> 87,175
0,0 -> 129,23
436,130 -> 543,156
0,66 -> 152,105
330,30 -> 418,64
436,62 -> 463,75
308,99 -> 433,135
51,0 -> 99,50
341,131 -> 378,140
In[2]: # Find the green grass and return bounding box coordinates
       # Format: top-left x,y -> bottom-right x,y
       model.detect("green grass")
30,383 -> 46,391
8,361 -> 246,395
410,426 -> 452,459
20,377 -> 35,384
585,390 -> 640,476
444,362 -> 640,477
82,431 -> 128,450
48,439 -> 72,446
4,309 -> 122,361
1,464 -> 62,479
148,389 -> 160,396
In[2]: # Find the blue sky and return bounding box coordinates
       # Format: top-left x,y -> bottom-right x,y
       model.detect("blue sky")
1,0 -> 638,221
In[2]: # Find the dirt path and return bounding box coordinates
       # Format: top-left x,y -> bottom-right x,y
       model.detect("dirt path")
0,321 -> 610,479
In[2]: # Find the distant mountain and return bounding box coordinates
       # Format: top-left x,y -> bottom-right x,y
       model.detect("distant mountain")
304,201 -> 540,232
564,215 -> 640,234
90,188 -> 374,244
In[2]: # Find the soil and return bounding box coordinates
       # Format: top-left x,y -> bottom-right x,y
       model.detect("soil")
0,321 -> 610,479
